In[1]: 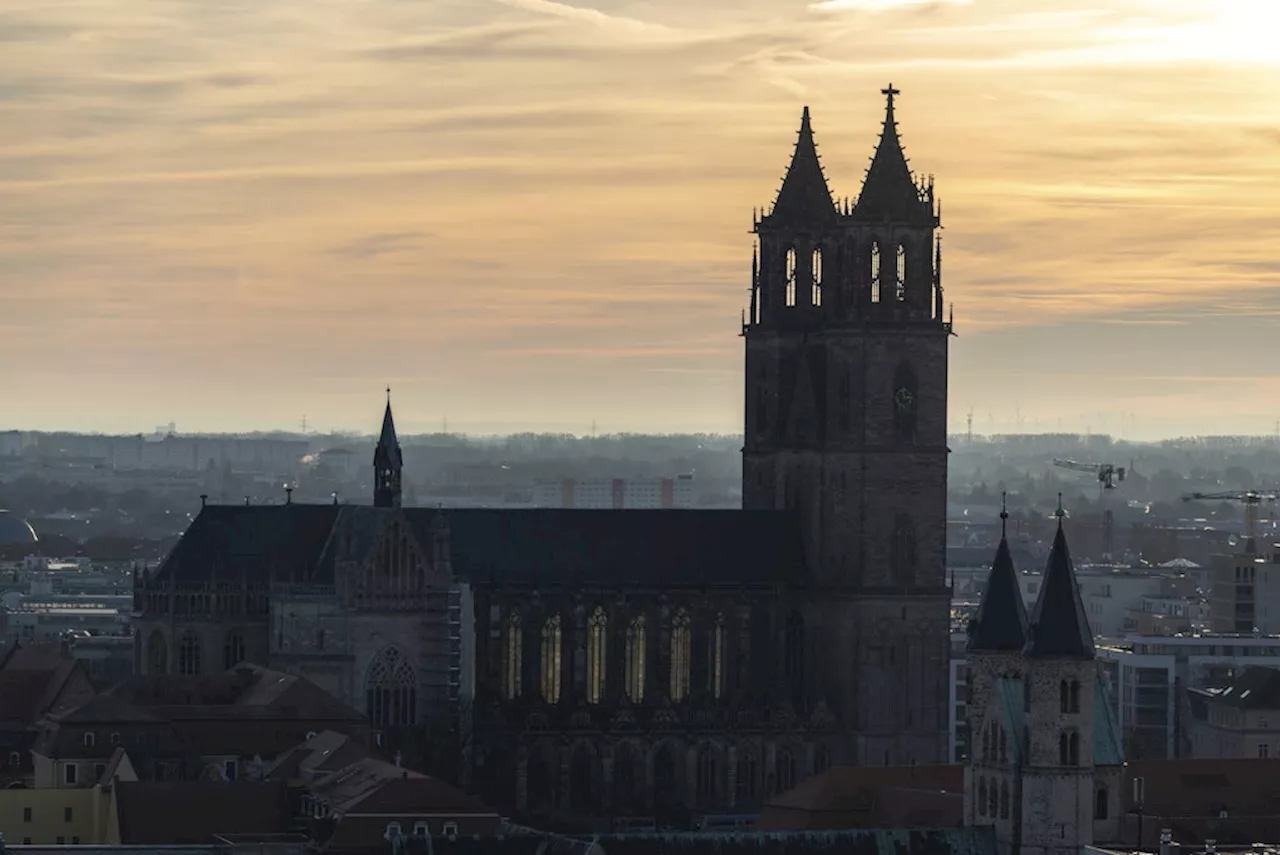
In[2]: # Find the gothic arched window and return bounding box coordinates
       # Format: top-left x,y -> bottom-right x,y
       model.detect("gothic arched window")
1095,786 -> 1109,820
653,742 -> 680,808
709,614 -> 725,699
696,745 -> 717,805
1069,732 -> 1080,765
178,631 -> 201,675
223,630 -> 245,670
977,777 -> 987,817
811,247 -> 823,307
987,776 -> 998,817
890,513 -> 916,582
1070,679 -> 1081,713
785,247 -> 797,308
587,607 -> 607,704
147,630 -> 167,675
892,362 -> 918,442
503,612 -> 523,700
870,240 -> 882,303
776,748 -> 796,793
896,242 -> 907,302
999,780 -> 1009,819
784,610 -> 805,700
540,614 -> 562,704
670,609 -> 692,702
625,615 -> 646,702
981,723 -> 991,760
1060,680 -> 1070,714
366,646 -> 417,728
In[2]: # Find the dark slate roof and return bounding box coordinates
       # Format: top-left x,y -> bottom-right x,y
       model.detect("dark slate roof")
115,780 -> 292,845
767,107 -> 838,227
1024,525 -> 1095,659
852,88 -> 933,225
375,398 -> 402,469
1213,667 -> 1280,710
967,536 -> 1029,653
153,504 -> 340,584
425,508 -> 807,587
154,506 -> 807,589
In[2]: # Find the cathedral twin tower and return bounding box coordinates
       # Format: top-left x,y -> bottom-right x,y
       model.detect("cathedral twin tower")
744,86 -> 953,764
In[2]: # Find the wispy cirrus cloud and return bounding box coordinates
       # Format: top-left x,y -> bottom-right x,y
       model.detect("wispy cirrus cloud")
2,0 -> 1280,436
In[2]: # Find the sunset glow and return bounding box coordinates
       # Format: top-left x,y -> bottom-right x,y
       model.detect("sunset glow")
3,0 -> 1279,437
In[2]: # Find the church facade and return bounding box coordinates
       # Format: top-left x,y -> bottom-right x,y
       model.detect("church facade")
131,86 -> 952,826
963,505 -> 1125,855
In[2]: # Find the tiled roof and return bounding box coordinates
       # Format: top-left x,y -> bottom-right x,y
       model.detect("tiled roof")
401,828 -> 999,855
758,764 -> 963,831
153,503 -> 341,583
264,730 -> 368,782
115,780 -> 292,845
346,775 -> 493,815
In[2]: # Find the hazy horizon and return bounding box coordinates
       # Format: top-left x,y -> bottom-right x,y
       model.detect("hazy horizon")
4,0 -> 1279,439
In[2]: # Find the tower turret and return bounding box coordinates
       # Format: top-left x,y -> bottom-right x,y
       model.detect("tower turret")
373,389 -> 403,509
1019,504 -> 1098,855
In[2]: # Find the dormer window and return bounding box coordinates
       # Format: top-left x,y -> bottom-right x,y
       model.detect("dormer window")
83,733 -> 96,748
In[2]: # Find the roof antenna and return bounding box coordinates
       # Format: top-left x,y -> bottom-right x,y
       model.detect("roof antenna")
1056,492 -> 1065,529
200,494 -> 208,509
244,495 -> 251,507
1000,491 -> 1008,539
285,486 -> 293,505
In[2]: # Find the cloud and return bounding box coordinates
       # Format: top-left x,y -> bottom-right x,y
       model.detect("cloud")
328,232 -> 431,259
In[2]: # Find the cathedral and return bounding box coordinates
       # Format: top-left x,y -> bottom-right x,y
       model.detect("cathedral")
964,502 -> 1125,855
131,85 -> 953,826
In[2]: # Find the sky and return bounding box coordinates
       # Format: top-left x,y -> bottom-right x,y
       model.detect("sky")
2,0 -> 1280,439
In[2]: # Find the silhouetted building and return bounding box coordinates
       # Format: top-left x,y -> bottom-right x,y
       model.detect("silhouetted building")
130,86 -> 953,827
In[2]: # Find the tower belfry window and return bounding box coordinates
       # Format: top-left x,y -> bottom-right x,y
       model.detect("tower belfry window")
785,248 -> 797,308
503,613 -> 522,700
811,247 -> 823,307
870,241 -> 882,303
896,242 -> 907,302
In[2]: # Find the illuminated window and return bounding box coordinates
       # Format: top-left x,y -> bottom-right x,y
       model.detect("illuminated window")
540,614 -> 562,703
587,607 -> 607,704
811,247 -> 823,307
896,242 -> 907,301
670,609 -> 691,702
785,248 -> 797,307
870,241 -> 882,303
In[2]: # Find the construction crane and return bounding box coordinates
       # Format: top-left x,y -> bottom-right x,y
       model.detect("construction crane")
1053,459 -> 1126,561
1181,490 -> 1279,555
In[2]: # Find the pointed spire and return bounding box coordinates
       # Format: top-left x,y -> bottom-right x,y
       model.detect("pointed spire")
767,106 -> 838,226
853,84 -> 931,224
1025,509 -> 1096,659
967,495 -> 1030,653
374,389 -> 404,508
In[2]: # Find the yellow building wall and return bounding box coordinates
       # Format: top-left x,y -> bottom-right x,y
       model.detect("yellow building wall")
0,785 -> 119,845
